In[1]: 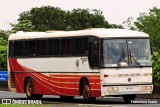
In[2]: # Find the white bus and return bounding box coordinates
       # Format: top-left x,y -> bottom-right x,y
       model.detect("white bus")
8,28 -> 153,103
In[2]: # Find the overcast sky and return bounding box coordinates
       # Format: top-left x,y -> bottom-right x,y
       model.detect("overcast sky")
0,0 -> 160,30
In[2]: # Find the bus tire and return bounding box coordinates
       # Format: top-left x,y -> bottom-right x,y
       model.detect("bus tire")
82,81 -> 96,102
25,78 -> 43,99
123,94 -> 136,103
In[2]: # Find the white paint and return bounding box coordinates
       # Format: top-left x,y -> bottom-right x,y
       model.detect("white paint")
9,28 -> 149,40
17,57 -> 94,74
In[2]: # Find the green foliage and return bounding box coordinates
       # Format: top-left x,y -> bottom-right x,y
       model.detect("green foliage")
0,30 -> 9,46
66,8 -> 110,30
0,30 -> 9,71
123,17 -> 137,30
134,7 -> 160,52
11,6 -> 111,32
109,24 -> 123,28
152,52 -> 160,84
0,46 -> 7,71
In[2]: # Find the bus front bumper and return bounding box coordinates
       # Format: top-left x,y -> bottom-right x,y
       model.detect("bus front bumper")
101,84 -> 153,96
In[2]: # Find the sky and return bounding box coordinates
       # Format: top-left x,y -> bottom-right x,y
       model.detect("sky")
0,0 -> 160,30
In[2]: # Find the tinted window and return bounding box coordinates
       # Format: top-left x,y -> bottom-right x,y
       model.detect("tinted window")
61,39 -> 74,55
37,40 -> 48,56
75,38 -> 88,55
49,39 -> 60,55
13,41 -> 24,57
25,40 -> 35,56
88,38 -> 99,68
9,41 -> 14,57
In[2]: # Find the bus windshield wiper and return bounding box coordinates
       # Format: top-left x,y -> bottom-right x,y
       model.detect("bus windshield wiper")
129,49 -> 142,67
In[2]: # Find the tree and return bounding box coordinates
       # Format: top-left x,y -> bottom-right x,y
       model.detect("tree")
65,8 -> 110,30
11,6 -> 111,32
0,30 -> 9,71
109,24 -> 123,28
123,17 -> 137,30
0,46 -> 7,71
152,52 -> 160,84
0,30 -> 9,46
11,6 -> 66,32
134,7 -> 160,52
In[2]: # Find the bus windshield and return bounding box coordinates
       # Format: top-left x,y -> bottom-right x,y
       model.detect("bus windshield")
101,39 -> 152,67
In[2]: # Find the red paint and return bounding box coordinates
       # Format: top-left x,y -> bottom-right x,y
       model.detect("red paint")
8,58 -> 101,97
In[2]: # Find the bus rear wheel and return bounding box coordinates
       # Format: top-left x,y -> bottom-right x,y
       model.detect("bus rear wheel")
25,78 -> 43,99
82,81 -> 96,102
123,94 -> 136,103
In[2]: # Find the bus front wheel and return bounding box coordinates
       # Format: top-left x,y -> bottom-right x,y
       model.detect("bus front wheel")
123,94 -> 136,103
25,78 -> 43,99
82,81 -> 96,102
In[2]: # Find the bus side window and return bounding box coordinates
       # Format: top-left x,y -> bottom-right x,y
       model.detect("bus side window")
61,38 -> 74,55
37,40 -> 48,56
25,40 -> 35,56
48,39 -> 60,56
88,39 -> 100,69
75,38 -> 88,55
13,41 -> 24,57
9,41 -> 14,57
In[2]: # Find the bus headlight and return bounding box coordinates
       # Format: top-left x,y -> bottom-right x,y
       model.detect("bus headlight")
107,87 -> 119,92
141,86 -> 152,90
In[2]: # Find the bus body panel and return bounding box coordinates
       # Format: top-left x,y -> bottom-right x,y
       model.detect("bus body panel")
100,68 -> 152,96
8,57 -> 101,97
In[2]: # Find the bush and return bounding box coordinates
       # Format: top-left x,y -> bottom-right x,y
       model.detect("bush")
152,52 -> 160,85
0,46 -> 7,71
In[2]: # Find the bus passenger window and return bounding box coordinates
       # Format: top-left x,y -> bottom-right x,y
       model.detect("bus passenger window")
49,39 -> 60,55
37,40 -> 48,56
25,40 -> 35,56
9,41 -> 14,57
88,40 -> 99,68
75,38 -> 88,55
61,39 -> 74,55
13,41 -> 24,57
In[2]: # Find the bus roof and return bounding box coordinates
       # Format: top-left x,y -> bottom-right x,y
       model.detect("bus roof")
8,28 -> 149,40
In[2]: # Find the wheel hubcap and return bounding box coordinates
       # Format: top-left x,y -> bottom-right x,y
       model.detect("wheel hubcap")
83,85 -> 90,99
27,83 -> 32,96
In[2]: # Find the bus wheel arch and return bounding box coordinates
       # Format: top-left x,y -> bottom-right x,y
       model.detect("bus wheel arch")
79,77 -> 89,95
24,77 -> 35,99
24,76 -> 43,99
79,77 -> 96,102
24,76 -> 31,93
